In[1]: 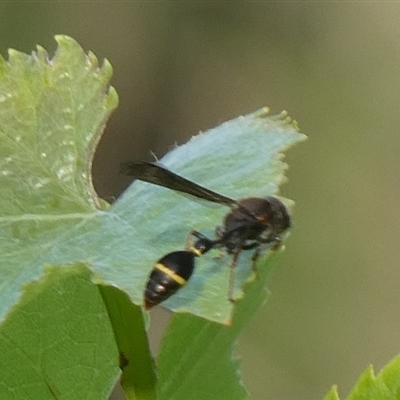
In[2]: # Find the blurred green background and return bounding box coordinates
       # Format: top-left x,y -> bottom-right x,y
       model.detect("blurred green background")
2,3 -> 400,400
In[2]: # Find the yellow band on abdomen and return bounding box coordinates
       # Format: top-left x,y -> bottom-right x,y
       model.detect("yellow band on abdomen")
155,263 -> 187,286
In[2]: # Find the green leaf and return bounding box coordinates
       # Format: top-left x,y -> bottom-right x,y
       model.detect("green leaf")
0,35 -> 118,325
100,285 -> 156,400
0,263 -> 119,400
322,355 -> 400,400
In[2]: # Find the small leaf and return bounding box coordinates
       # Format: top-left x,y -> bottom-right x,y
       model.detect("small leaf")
322,355 -> 400,400
323,386 -> 341,400
347,366 -> 393,400
378,354 -> 400,397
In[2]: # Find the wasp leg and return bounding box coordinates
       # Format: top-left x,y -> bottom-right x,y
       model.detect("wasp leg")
189,230 -> 210,241
269,236 -> 282,250
248,235 -> 281,278
185,234 -> 194,251
241,242 -> 259,251
185,230 -> 207,250
227,246 -> 243,303
215,225 -> 224,239
186,230 -> 218,256
250,247 -> 262,278
257,234 -> 282,250
235,242 -> 261,277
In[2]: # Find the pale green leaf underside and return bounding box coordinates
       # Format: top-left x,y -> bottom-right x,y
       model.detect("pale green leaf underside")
113,109 -> 304,323
0,36 -> 305,327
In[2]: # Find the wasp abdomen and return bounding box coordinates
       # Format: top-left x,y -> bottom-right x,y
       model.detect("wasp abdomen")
144,251 -> 196,310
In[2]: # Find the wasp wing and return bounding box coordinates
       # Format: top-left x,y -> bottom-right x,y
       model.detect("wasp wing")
121,161 -> 237,208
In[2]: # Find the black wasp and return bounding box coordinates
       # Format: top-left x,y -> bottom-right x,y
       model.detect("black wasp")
122,161 -> 291,310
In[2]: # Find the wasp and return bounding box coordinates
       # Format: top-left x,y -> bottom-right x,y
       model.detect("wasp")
122,161 -> 291,310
